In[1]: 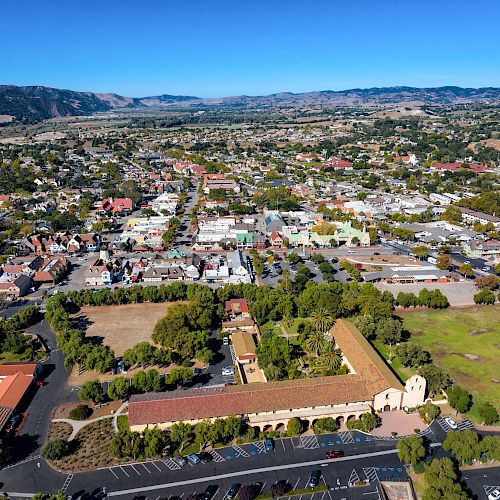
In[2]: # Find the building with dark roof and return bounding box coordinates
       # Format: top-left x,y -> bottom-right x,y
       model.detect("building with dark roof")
128,321 -> 426,431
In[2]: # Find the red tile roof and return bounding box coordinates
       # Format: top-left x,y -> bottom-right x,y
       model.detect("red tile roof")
0,372 -> 32,409
224,298 -> 249,314
430,162 -> 487,173
128,320 -> 404,427
0,363 -> 37,377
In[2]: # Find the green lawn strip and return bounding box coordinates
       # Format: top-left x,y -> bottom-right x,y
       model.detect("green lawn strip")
254,485 -> 328,499
117,414 -> 129,432
399,306 -> 500,412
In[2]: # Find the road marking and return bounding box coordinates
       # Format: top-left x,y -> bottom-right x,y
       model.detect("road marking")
2,455 -> 41,469
233,445 -> 250,458
484,485 -> 500,496
338,431 -> 354,444
363,467 -> 379,482
141,463 -> 151,473
253,441 -> 266,453
281,438 -> 286,451
292,477 -> 301,490
61,474 -> 73,493
119,466 -> 130,477
209,450 -> 225,462
130,464 -> 141,475
151,461 -> 162,471
348,468 -> 360,486
163,458 -> 181,470
109,446 -> 429,497
300,435 -> 319,449
109,468 -> 119,478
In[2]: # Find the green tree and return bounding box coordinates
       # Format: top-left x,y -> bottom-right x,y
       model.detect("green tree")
440,205 -> 463,224
418,365 -> 451,396
311,308 -> 335,333
143,426 -> 166,458
41,439 -> 71,460
478,402 -> 499,425
107,376 -> 129,401
170,421 -> 192,452
78,380 -> 105,404
194,419 -> 212,451
443,429 -> 480,464
287,417 -> 303,436
447,386 -> 472,414
320,345 -> 342,370
436,254 -> 452,270
397,435 -> 426,466
304,330 -> 327,357
458,263 -> 474,279
412,245 -> 430,260
418,402 -> 441,424
423,457 -> 468,500
474,288 -> 496,305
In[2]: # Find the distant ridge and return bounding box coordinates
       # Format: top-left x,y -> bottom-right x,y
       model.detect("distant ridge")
1,84 -> 499,123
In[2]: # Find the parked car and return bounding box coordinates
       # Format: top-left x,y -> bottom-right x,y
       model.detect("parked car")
308,470 -> 321,488
202,485 -> 218,500
226,483 -> 241,500
488,488 -> 500,500
223,336 -> 229,346
193,368 -> 202,377
445,417 -> 458,429
186,453 -> 201,464
222,366 -> 234,376
198,452 -> 213,463
264,437 -> 274,451
172,455 -> 187,467
325,450 -> 344,459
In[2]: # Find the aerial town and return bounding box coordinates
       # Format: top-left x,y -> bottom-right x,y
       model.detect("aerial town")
0,1 -> 499,499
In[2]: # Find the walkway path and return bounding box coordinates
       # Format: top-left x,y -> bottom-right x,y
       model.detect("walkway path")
53,414 -> 113,441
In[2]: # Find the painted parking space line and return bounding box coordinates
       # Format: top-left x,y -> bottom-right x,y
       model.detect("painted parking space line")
61,474 -> 73,493
339,431 -> 354,444
163,458 -> 181,470
151,461 -> 162,471
109,468 -> 119,479
300,434 -> 319,449
209,450 -> 225,462
484,485 -> 500,498
233,445 -> 250,458
130,464 -> 141,475
119,466 -> 130,477
363,467 -> 379,482
141,463 -> 151,473
348,469 -> 360,486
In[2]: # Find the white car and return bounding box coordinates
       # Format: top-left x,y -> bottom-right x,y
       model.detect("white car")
222,366 -> 234,376
223,337 -> 229,346
488,488 -> 500,500
445,417 -> 458,429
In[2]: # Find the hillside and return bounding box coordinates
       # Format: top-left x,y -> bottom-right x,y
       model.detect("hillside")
0,84 -> 499,124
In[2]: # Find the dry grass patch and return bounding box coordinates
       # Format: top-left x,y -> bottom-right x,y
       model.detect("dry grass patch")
49,419 -> 116,471
47,421 -> 72,441
72,302 -> 186,356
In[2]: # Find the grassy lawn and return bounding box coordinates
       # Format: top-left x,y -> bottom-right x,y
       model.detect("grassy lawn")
372,340 -> 415,382
399,305 -> 500,415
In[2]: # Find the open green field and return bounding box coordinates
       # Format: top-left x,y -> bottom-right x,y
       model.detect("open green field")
399,306 -> 500,417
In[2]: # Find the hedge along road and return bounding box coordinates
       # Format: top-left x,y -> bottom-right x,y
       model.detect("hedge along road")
107,445 -> 441,497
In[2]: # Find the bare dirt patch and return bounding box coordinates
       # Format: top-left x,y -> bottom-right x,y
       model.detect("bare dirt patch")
52,400 -> 122,420
47,421 -> 72,441
72,302 -> 186,356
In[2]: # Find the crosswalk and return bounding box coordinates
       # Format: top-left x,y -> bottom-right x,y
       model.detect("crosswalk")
339,431 -> 354,444
2,454 -> 40,470
61,474 -> 73,493
300,434 -> 320,449
437,417 -> 474,433
363,467 -> 379,482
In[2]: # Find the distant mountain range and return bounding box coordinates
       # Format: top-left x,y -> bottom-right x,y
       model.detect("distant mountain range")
1,84 -> 499,123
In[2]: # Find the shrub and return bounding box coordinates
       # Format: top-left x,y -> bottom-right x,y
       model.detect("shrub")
41,439 -> 71,460
478,402 -> 499,425
69,405 -> 92,421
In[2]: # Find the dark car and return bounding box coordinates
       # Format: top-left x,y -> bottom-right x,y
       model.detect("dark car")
308,470 -> 321,488
226,483 -> 241,500
202,485 -> 218,500
264,437 -> 274,451
325,450 -> 344,459
198,451 -> 213,463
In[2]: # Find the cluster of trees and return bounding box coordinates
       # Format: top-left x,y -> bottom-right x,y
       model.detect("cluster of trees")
395,289 -> 449,309
65,281 -> 188,307
339,260 -> 362,281
422,457 -> 470,500
354,315 -> 404,345
122,341 -> 178,369
446,385 -> 498,424
46,293 -> 115,373
0,305 -> 40,359
346,412 -> 378,432
110,426 -> 166,461
171,415 -> 246,452
443,429 -> 500,464
152,302 -> 213,361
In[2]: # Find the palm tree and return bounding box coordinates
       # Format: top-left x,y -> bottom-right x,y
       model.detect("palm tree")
320,346 -> 342,370
311,308 -> 334,334
304,330 -> 327,358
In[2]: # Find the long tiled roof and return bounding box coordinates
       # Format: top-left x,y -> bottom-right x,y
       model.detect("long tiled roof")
128,320 -> 404,426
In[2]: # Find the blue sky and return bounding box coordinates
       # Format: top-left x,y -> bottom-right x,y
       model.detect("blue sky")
2,0 -> 499,97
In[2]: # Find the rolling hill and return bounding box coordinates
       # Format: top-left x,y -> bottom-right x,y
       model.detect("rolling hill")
1,84 -> 499,124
